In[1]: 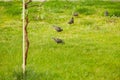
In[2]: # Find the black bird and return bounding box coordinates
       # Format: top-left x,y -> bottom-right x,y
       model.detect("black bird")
52,37 -> 64,44
53,26 -> 63,32
68,17 -> 74,24
73,12 -> 79,16
104,11 -> 109,16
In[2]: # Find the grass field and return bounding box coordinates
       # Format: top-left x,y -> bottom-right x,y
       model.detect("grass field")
0,1 -> 22,80
27,1 -> 120,80
0,0 -> 120,80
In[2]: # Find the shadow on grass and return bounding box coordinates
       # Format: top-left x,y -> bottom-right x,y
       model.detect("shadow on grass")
13,68 -> 62,80
75,7 -> 96,15
0,2 -> 22,17
108,10 -> 120,17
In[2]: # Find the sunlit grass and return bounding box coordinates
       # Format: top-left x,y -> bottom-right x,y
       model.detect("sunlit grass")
26,1 -> 120,80
0,1 -> 22,80
0,0 -> 120,80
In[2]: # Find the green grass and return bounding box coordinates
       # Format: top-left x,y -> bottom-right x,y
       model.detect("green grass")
0,0 -> 120,80
27,1 -> 120,80
0,1 -> 22,80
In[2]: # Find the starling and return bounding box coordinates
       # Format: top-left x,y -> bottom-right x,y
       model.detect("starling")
68,17 -> 74,24
52,38 -> 64,44
73,12 -> 79,16
53,26 -> 63,32
104,11 -> 109,16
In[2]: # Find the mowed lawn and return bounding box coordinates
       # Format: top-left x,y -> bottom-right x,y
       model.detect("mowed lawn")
0,1 -> 22,80
27,1 -> 120,80
0,0 -> 120,80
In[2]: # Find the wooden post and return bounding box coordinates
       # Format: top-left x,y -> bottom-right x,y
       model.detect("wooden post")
22,0 -> 25,75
